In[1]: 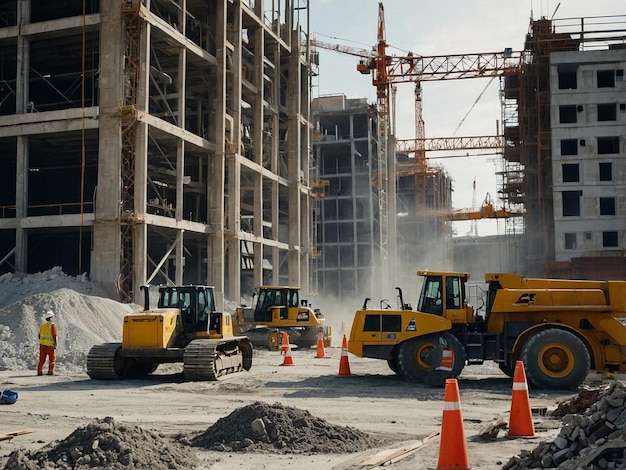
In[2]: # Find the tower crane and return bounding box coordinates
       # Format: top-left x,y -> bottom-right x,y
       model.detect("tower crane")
311,3 -> 523,289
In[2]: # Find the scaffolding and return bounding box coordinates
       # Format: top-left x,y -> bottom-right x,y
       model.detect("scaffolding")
501,15 -> 626,276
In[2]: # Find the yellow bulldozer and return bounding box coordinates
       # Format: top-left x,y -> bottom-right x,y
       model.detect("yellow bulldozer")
87,285 -> 252,381
232,286 -> 331,350
349,271 -> 626,389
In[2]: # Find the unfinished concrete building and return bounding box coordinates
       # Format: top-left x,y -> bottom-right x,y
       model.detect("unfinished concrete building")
311,95 -> 383,301
501,15 -> 626,279
0,0 -> 313,304
311,95 -> 455,301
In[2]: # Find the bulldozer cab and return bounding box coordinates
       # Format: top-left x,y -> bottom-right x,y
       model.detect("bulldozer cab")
158,286 -> 216,334
253,286 -> 298,322
416,271 -> 472,323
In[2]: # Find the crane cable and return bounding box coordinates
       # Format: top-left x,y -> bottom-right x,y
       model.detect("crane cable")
452,76 -> 496,136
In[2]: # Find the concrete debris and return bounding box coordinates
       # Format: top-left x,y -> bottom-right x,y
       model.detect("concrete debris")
503,381 -> 626,469
2,417 -> 199,470
550,386 -> 602,418
189,401 -> 380,454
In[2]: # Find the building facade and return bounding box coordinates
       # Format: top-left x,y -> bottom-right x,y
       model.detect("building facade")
0,0 -> 313,304
550,49 -> 626,274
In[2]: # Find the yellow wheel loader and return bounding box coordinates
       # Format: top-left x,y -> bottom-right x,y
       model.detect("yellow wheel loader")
349,271 -> 626,389
232,286 -> 331,350
87,285 -> 252,381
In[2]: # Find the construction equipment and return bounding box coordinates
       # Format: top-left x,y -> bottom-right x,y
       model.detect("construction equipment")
232,286 -> 331,350
349,271 -> 626,389
87,285 -> 252,381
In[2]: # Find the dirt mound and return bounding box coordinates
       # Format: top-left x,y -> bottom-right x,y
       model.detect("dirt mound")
0,267 -> 141,373
2,417 -> 199,470
190,401 -> 379,454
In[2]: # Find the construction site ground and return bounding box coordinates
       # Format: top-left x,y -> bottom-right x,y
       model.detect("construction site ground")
1,346 -> 599,469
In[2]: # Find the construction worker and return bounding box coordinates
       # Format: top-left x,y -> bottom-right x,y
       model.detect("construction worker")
37,310 -> 57,376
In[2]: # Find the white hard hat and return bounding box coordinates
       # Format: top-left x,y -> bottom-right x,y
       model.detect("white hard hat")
45,310 -> 55,319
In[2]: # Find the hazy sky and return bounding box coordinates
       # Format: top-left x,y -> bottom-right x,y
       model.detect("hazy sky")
309,0 -> 624,236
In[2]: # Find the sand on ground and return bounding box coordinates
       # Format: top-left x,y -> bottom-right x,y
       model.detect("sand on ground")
1,347 -> 582,469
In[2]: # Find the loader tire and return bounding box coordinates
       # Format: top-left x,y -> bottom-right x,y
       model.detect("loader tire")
396,332 -> 465,384
397,335 -> 436,382
520,328 -> 590,390
498,362 -> 515,378
387,357 -> 400,375
423,333 -> 466,387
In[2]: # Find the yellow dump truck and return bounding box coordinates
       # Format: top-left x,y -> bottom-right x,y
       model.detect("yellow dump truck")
349,271 -> 626,389
87,285 -> 252,381
232,286 -> 331,350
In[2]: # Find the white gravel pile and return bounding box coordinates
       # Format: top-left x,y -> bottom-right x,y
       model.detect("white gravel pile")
0,267 -> 141,374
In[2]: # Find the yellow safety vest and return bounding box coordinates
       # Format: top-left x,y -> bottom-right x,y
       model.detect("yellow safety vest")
39,321 -> 55,346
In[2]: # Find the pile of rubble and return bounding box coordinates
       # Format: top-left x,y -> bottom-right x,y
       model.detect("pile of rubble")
0,267 -> 139,373
189,401 -> 379,454
504,381 -> 626,469
2,417 -> 199,470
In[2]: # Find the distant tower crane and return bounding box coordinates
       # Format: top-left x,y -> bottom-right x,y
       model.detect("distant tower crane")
311,2 -> 523,288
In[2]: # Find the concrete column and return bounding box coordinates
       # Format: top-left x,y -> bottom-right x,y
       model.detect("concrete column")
287,32 -> 301,287
15,137 -> 28,272
175,140 -> 185,286
251,16 -> 264,289
175,42 -> 186,285
227,3 -> 243,301
253,172 -> 263,288
14,0 -> 30,272
133,10 -> 152,297
299,26 -> 312,295
91,0 -> 125,284
207,0 -> 227,300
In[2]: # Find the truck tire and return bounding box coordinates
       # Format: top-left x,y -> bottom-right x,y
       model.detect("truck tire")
423,333 -> 466,387
397,335 -> 437,382
498,362 -> 515,378
387,357 -> 400,375
396,332 -> 466,384
520,328 -> 590,390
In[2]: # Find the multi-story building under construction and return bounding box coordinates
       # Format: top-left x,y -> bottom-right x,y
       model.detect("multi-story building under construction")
0,0 -> 313,304
311,95 -> 454,301
311,95 -> 383,301
501,15 -> 626,279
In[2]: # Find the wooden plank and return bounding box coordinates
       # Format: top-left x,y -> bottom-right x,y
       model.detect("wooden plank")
385,432 -> 440,466
353,432 -> 440,467
0,429 -> 34,442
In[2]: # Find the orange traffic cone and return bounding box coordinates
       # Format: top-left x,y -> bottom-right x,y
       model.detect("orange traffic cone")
280,341 -> 295,366
336,334 -> 352,377
315,332 -> 330,359
508,361 -> 535,437
437,378 -> 470,470
280,331 -> 289,355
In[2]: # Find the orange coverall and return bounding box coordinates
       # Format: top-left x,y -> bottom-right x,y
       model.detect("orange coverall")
37,320 -> 57,375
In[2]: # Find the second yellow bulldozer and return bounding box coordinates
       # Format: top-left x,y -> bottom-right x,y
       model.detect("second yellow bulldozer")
232,286 -> 331,350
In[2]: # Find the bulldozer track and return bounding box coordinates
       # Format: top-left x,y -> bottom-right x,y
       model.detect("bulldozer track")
183,338 -> 252,381
86,343 -> 122,380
